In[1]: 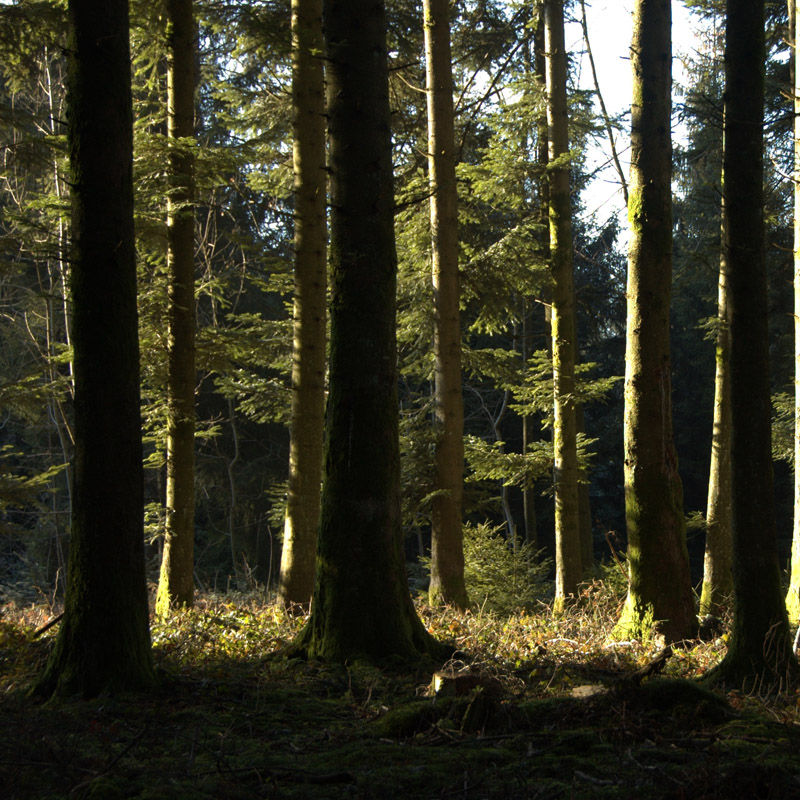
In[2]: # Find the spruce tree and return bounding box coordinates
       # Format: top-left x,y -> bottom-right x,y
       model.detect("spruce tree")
156,0 -> 198,615
707,0 -> 797,687
279,0 -> 328,608
34,0 -> 155,697
292,0 -> 446,661
544,0 -> 581,612
615,0 -> 695,643
424,0 -> 468,609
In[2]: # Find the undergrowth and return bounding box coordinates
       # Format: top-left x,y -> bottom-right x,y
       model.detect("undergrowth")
0,576 -> 781,703
2,577 -> 800,798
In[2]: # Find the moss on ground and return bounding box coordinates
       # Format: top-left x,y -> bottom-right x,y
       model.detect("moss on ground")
3,596 -> 800,798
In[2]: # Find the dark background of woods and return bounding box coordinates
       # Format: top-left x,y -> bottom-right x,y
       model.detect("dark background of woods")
0,0 -> 793,606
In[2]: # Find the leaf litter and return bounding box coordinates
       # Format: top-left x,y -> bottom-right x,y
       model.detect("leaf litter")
2,584 -> 800,798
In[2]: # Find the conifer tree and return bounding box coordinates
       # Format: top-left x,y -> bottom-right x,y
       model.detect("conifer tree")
700,197 -> 733,617
544,0 -> 581,611
279,0 -> 328,608
424,0 -> 468,609
156,0 -> 198,615
708,0 -> 797,687
292,0 -> 445,661
34,0 -> 155,697
615,0 -> 695,643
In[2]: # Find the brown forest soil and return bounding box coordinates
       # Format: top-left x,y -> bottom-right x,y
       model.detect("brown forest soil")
2,590 -> 800,799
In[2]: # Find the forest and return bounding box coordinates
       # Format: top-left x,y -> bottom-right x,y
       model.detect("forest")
3,0 -> 800,797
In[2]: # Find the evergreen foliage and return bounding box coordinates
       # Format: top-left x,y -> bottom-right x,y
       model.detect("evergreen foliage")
461,521 -> 550,614
0,0 -> 796,681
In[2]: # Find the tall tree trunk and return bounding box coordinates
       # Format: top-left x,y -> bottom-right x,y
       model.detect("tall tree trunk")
424,0 -> 467,609
33,0 -> 155,698
44,87 -> 72,591
45,53 -> 73,584
279,0 -> 328,608
786,0 -> 800,625
615,0 -> 695,643
523,12 -> 549,553
700,195 -> 733,617
156,0 -> 197,616
709,0 -> 797,687
292,0 -> 445,662
544,0 -> 581,612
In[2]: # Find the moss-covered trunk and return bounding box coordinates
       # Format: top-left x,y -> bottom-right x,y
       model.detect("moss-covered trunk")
616,0 -> 694,643
544,0 -> 581,612
279,0 -> 328,607
34,0 -> 155,698
709,0 -> 797,686
156,0 -> 197,616
294,0 -> 444,662
424,0 -> 467,609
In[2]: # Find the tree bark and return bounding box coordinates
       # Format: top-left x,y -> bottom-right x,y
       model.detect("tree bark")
523,11 -> 549,553
279,0 -> 328,608
156,0 -> 197,616
292,0 -> 446,662
33,0 -> 155,697
615,0 -> 695,643
708,0 -> 797,687
700,196 -> 733,617
424,0 -> 467,609
544,0 -> 581,613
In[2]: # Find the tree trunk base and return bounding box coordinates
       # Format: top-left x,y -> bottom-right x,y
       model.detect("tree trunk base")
286,616 -> 454,666
703,648 -> 799,693
612,592 -> 696,645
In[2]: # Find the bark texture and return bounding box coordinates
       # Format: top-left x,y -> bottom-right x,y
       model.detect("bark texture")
616,0 -> 694,643
700,200 -> 733,617
156,0 -> 197,615
709,0 -> 797,687
424,0 -> 467,609
34,0 -> 155,697
293,0 -> 445,662
279,0 -> 328,607
523,12 -> 549,552
544,0 -> 581,612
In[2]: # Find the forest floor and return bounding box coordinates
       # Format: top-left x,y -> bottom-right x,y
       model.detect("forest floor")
2,579 -> 800,799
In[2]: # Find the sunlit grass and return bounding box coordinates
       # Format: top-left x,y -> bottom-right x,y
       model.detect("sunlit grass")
1,575 -> 796,722
4,578 -> 800,800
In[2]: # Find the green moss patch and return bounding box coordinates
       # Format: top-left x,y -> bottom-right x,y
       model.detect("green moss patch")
4,596 -> 800,798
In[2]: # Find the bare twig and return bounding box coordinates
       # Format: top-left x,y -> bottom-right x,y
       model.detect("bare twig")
629,645 -> 673,686
579,0 -> 629,206
32,612 -> 63,639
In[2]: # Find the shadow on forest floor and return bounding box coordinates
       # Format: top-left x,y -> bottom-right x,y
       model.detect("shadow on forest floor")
2,591 -> 800,799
